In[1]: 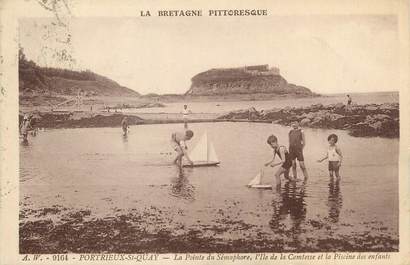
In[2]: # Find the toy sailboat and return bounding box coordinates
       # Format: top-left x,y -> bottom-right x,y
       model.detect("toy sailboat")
183,132 -> 220,167
247,169 -> 272,189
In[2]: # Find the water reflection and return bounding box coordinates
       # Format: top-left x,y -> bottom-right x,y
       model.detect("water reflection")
122,133 -> 129,151
269,181 -> 307,234
327,178 -> 343,223
170,167 -> 195,201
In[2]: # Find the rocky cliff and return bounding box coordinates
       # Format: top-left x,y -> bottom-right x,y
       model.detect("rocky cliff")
186,65 -> 314,96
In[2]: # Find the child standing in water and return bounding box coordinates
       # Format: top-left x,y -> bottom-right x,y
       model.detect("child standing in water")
20,114 -> 32,143
171,130 -> 194,167
121,116 -> 129,136
317,134 -> 343,179
289,121 -> 309,179
265,135 -> 295,186
181,104 -> 192,129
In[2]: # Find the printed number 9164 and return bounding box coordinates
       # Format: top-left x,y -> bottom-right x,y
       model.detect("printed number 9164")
53,254 -> 68,261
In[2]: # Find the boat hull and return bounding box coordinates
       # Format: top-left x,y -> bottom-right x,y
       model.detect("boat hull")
183,161 -> 220,167
247,184 -> 272,190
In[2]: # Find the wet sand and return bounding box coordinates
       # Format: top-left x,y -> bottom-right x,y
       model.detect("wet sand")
20,203 -> 398,253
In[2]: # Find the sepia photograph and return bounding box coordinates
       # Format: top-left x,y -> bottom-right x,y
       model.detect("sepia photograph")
1,0 -> 409,264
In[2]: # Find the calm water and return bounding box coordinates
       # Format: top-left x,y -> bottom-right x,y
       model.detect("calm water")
123,91 -> 399,114
20,122 -> 398,246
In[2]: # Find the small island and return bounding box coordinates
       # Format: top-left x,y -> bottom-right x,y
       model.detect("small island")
186,64 -> 316,97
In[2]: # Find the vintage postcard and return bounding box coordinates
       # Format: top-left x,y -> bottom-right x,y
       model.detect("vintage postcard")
1,0 -> 409,264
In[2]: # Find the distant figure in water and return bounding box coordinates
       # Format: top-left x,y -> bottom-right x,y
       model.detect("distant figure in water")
121,116 -> 129,136
317,134 -> 343,179
28,114 -> 37,136
289,121 -> 309,179
20,114 -> 32,143
265,135 -> 294,188
171,130 -> 194,168
181,104 -> 192,129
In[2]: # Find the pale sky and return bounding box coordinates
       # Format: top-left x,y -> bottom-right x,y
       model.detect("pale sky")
19,15 -> 399,95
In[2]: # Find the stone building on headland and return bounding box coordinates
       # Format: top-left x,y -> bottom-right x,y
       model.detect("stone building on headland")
243,64 -> 280,76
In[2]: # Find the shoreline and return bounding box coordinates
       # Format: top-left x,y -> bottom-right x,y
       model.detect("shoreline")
23,102 -> 399,138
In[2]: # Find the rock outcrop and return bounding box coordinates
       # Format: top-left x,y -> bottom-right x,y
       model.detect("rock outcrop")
186,65 -> 315,96
22,113 -> 144,129
218,103 -> 399,138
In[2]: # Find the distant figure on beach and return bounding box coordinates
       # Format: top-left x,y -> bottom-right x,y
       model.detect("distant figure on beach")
317,134 -> 343,179
121,116 -> 129,136
20,114 -> 32,143
181,104 -> 192,128
171,130 -> 194,168
289,121 -> 309,179
265,135 -> 295,188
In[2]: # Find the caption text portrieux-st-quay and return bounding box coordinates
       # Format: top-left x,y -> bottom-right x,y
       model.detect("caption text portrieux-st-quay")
139,9 -> 268,17
20,252 -> 392,262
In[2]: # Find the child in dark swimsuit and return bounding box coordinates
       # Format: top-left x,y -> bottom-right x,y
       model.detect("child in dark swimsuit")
289,121 -> 309,179
265,135 -> 295,186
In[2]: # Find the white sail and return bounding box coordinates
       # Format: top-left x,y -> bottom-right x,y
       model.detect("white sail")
188,132 -> 208,162
208,142 -> 219,162
247,170 -> 263,187
187,132 -> 220,163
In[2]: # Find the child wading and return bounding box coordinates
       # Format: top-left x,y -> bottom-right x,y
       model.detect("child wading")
20,114 -> 32,143
171,130 -> 194,167
317,134 -> 343,178
265,135 -> 295,187
121,117 -> 129,136
289,121 -> 309,179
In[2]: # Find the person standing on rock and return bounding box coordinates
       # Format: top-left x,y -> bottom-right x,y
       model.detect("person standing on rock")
346,94 -> 352,111
288,121 -> 309,179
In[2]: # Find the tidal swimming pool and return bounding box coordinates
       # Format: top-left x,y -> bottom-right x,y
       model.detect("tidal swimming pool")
19,122 -> 399,253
